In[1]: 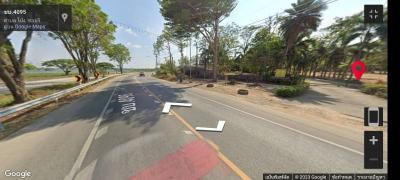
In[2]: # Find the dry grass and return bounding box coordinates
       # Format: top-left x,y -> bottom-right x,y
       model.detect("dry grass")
312,72 -> 387,84
24,72 -> 78,81
0,83 -> 77,108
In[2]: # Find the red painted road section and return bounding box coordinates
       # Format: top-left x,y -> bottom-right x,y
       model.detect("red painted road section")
130,140 -> 221,180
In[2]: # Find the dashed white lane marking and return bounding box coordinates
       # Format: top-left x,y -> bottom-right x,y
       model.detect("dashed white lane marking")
64,79 -> 121,180
95,126 -> 108,140
154,100 -> 161,104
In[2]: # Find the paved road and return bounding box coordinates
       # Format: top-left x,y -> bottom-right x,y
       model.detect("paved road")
0,75 -> 387,180
285,79 -> 387,122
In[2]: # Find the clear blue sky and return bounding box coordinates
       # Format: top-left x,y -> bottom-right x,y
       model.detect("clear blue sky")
9,0 -> 386,68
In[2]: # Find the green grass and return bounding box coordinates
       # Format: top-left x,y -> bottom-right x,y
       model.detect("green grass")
0,95 -> 14,108
24,72 -> 78,81
361,83 -> 387,99
0,83 -> 77,108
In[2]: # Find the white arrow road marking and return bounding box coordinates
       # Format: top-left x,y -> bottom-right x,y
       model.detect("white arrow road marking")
162,102 -> 192,113
195,120 -> 226,132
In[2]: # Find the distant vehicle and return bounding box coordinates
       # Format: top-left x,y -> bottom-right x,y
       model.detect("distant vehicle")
139,72 -> 145,77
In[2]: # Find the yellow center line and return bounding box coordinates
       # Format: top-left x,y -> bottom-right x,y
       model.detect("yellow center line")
135,77 -> 251,180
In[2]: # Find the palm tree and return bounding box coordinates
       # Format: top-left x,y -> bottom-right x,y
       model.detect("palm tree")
279,0 -> 327,76
324,13 -> 366,80
311,42 -> 327,77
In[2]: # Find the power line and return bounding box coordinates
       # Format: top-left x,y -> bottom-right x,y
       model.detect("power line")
243,0 -> 339,27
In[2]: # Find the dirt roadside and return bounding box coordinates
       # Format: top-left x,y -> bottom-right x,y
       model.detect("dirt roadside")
165,78 -> 387,135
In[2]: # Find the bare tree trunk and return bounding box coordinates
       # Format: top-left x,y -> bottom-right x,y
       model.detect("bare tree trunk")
0,31 -> 32,103
167,41 -> 173,71
155,55 -> 158,70
332,69 -> 338,79
195,42 -> 198,68
212,19 -> 219,82
0,60 -> 29,103
119,63 -> 123,74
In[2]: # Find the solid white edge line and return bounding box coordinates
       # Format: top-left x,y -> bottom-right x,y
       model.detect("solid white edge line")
186,91 -> 388,164
64,77 -> 122,180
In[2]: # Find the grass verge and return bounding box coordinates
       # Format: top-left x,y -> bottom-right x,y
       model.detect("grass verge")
0,83 -> 76,108
361,83 -> 387,99
24,72 -> 77,81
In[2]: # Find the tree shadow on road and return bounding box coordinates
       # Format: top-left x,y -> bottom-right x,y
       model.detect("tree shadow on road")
282,89 -> 341,105
0,78 -> 188,142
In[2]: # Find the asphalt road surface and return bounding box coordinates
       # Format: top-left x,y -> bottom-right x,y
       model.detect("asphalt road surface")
0,75 -> 387,180
286,78 -> 388,122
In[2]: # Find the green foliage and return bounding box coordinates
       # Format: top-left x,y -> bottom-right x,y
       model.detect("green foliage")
0,94 -> 14,108
96,62 -> 114,75
279,0 -> 327,56
275,82 -> 310,97
24,63 -> 37,70
42,59 -> 75,75
46,0 -> 116,81
96,62 -> 114,70
242,27 -> 285,75
155,60 -> 177,80
158,0 -> 237,34
105,43 -> 131,73
158,0 -> 238,80
361,83 -> 387,99
267,76 -> 305,85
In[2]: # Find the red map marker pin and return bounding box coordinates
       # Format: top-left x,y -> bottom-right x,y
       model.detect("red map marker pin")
351,60 -> 366,81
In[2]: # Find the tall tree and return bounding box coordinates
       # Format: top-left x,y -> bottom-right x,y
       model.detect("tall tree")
159,0 -> 237,81
96,62 -> 114,76
24,63 -> 38,71
153,35 -> 164,70
0,32 -> 33,103
0,0 -> 38,103
42,59 -> 76,75
279,0 -> 327,76
47,0 -> 116,83
106,43 -> 131,74
157,29 -> 174,71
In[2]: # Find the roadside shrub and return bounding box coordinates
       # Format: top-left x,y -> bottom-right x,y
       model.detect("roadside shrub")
275,82 -> 310,97
361,83 -> 387,99
266,75 -> 305,85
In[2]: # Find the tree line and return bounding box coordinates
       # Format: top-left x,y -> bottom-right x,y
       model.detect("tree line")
155,0 -> 387,83
0,0 -> 132,104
